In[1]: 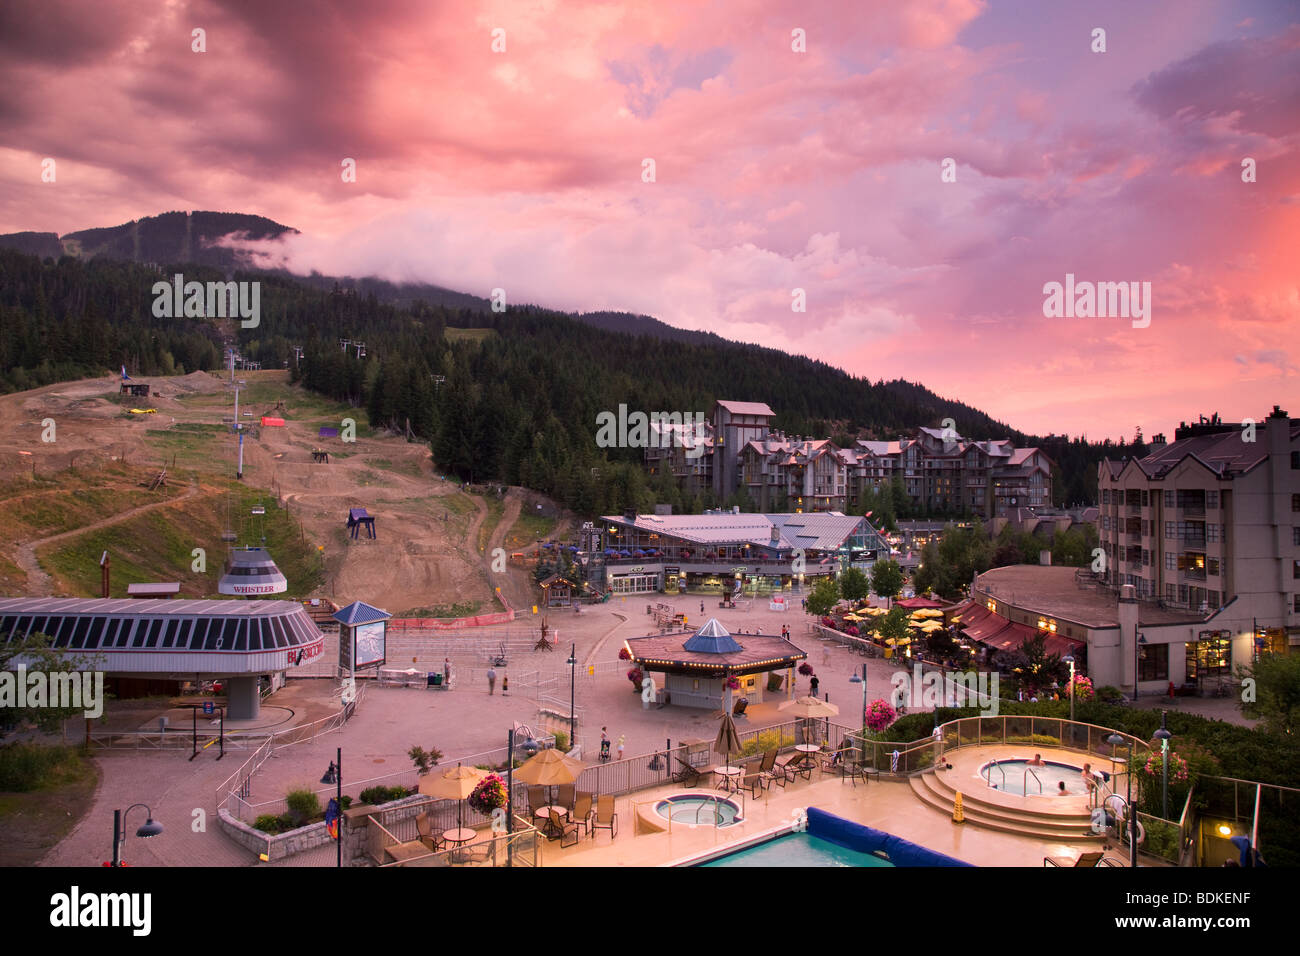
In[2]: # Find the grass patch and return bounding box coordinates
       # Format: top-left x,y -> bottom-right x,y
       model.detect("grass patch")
38,481 -> 323,598
504,511 -> 558,550
0,744 -> 99,867
396,602 -> 482,618
444,327 -> 497,344
2,463 -> 188,541
478,496 -> 505,554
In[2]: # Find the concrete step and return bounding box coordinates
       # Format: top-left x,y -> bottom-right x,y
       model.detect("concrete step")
925,771 -> 1095,826
910,775 -> 1101,842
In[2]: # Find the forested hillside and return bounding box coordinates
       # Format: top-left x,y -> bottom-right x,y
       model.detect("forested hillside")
0,243 -> 1147,514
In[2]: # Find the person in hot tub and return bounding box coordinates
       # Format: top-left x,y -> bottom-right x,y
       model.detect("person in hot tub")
1056,781 -> 1070,797
1027,754 -> 1046,767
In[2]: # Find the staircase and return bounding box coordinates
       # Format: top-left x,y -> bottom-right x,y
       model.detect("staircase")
910,770 -> 1103,843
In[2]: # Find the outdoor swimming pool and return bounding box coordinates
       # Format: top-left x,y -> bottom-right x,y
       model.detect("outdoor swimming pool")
697,831 -> 895,867
655,794 -> 742,827
981,758 -> 1091,796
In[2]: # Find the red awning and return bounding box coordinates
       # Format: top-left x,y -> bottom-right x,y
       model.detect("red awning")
978,621 -> 1040,652
896,596 -> 945,609
962,613 -> 1008,642
1044,633 -> 1086,656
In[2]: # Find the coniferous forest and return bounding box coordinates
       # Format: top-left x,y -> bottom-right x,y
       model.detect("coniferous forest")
0,246 -> 1153,514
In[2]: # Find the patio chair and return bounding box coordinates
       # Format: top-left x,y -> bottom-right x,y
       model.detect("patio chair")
415,812 -> 445,852
527,786 -> 545,816
732,697 -> 749,717
840,753 -> 879,788
817,748 -> 850,776
775,751 -> 810,782
738,772 -> 764,798
548,809 -> 580,848
573,792 -> 595,835
591,795 -> 618,840
1044,851 -> 1107,867
555,784 -> 576,817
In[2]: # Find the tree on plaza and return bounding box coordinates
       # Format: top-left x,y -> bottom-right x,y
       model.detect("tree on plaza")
805,576 -> 841,617
869,559 -> 904,606
1236,653 -> 1300,737
876,607 -> 911,646
839,566 -> 869,603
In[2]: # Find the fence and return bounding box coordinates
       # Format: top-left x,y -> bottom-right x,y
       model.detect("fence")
214,684 -> 364,818
226,731 -> 555,823
368,809 -> 541,867
846,716 -> 1153,777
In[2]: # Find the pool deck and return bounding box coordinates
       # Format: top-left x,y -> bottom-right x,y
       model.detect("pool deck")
536,756 -> 1130,867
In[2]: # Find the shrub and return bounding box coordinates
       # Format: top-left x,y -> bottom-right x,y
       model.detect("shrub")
0,743 -> 85,792
551,730 -> 569,752
253,814 -> 289,834
1096,685 -> 1125,703
737,729 -> 796,758
409,745 -> 443,775
284,788 -> 321,826
359,785 -> 409,805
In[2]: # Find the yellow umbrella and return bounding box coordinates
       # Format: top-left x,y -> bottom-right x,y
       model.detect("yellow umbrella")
514,748 -> 584,787
843,613 -> 863,622
418,764 -> 488,831
916,608 -> 945,619
779,696 -> 840,719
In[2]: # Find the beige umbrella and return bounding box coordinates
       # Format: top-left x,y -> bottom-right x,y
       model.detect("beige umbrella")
779,696 -> 841,719
916,608 -> 945,619
715,711 -> 743,770
419,764 -> 488,832
515,747 -> 585,809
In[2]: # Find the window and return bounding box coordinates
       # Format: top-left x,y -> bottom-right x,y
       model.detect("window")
220,620 -> 241,648
1165,522 -> 1176,539
272,617 -> 288,649
1295,594 -> 1300,613
1207,523 -> 1220,543
1141,490 -> 1149,507
68,617 -> 93,649
1208,558 -> 1219,576
1292,451 -> 1299,469
1165,490 -> 1176,508
1293,527 -> 1300,547
189,619 -> 210,649
1166,552 -> 1176,571
1293,494 -> 1300,512
83,617 -> 107,649
1143,549 -> 1150,566
1294,560 -> 1300,580
142,619 -> 164,648
1206,491 -> 1218,509
1139,642 -> 1169,681
161,620 -> 180,648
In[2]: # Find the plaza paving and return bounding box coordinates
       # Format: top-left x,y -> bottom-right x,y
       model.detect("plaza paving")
30,593 -> 1239,867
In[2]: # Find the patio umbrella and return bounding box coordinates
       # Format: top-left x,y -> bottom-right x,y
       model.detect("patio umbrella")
418,764 -> 488,833
715,711 -> 743,772
779,696 -> 840,750
515,748 -> 584,807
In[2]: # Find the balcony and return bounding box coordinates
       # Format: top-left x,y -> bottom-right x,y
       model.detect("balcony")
1183,567 -> 1207,581
1182,534 -> 1207,548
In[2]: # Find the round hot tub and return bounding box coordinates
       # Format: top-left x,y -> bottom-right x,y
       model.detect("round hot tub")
655,793 -> 743,828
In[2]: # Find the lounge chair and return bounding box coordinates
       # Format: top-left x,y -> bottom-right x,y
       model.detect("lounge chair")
573,793 -> 594,835
1044,851 -> 1116,867
776,751 -> 811,782
757,750 -> 785,789
673,756 -> 703,787
591,794 -> 617,840
548,809 -> 580,848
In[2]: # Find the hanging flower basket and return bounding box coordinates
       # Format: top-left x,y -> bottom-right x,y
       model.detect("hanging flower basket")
865,698 -> 897,732
627,667 -> 644,692
618,647 -> 632,661
798,663 -> 814,677
1143,750 -> 1189,783
467,774 -> 508,816
724,676 -> 741,690
1070,674 -> 1094,700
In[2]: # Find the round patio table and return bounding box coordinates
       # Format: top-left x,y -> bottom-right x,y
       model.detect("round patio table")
442,827 -> 475,846
794,744 -> 821,766
713,766 -> 742,791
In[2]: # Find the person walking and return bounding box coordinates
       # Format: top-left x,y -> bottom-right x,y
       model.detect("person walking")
487,667 -> 497,695
502,674 -> 509,696
600,727 -> 611,762
700,601 -> 705,614
809,674 -> 820,697
443,657 -> 451,685
617,735 -> 625,760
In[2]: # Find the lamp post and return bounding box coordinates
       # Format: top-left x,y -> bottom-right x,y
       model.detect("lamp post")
567,643 -> 577,749
506,727 -> 515,867
321,748 -> 341,868
1154,712 -> 1173,821
1134,633 -> 1147,701
849,663 -> 867,759
111,803 -> 163,867
1063,655 -> 1075,723
1108,733 -> 1138,868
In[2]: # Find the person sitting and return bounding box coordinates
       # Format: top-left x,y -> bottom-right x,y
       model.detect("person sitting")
1027,753 -> 1046,767
1056,781 -> 1070,797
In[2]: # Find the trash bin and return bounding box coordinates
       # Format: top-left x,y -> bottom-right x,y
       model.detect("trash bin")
427,672 -> 443,687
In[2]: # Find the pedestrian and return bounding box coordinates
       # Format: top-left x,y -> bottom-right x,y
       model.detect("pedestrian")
487,667 -> 497,694
809,674 -> 820,697
443,657 -> 451,684
617,735 -> 625,760
600,727 -> 610,762
502,675 -> 509,696
700,601 -> 705,614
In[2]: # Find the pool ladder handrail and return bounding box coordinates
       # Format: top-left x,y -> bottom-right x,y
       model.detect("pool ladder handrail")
983,760 -> 1006,789
1023,767 -> 1042,795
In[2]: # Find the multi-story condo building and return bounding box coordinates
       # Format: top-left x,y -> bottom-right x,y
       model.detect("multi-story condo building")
645,400 -> 1052,519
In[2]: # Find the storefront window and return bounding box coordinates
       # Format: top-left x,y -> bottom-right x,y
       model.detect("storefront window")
1185,637 -> 1231,681
1138,642 -> 1168,681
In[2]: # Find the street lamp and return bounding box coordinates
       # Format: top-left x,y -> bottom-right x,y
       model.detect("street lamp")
111,803 -> 162,867
1134,633 -> 1147,701
1063,655 -> 1076,723
849,664 -> 867,760
567,643 -> 577,749
1154,712 -> 1173,821
321,748 -> 341,867
1107,733 -> 1138,868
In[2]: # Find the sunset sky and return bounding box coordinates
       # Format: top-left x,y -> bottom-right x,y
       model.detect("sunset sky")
2,0 -> 1296,439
